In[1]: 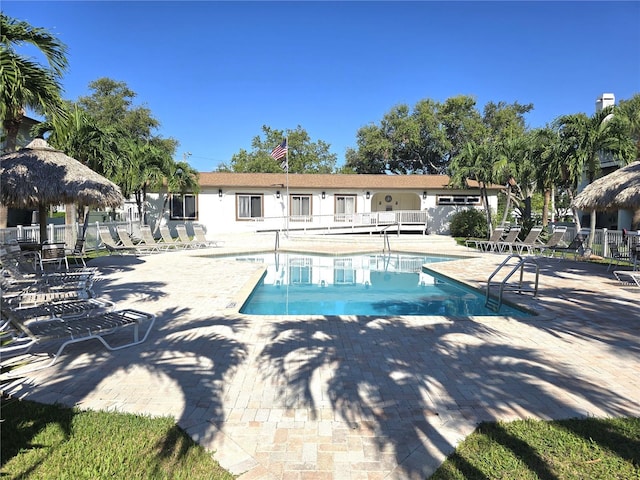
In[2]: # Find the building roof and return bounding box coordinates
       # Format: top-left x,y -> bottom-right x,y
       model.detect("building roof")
198,172 -> 493,190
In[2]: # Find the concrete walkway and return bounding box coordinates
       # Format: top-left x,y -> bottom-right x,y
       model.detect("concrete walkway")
3,233 -> 640,479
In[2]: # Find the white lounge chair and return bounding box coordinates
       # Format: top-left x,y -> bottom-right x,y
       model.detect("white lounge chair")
175,224 -> 200,249
139,225 -> 171,252
1,306 -> 155,375
613,270 -> 640,287
98,227 -> 138,255
465,227 -> 505,251
193,225 -> 224,248
116,227 -> 160,255
511,227 -> 544,255
159,225 -> 186,249
544,229 -> 590,260
495,227 -> 522,253
3,297 -> 114,322
534,227 -> 568,256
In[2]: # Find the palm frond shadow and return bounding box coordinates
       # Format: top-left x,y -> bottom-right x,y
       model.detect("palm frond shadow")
258,313 -> 637,478
1,305 -> 249,469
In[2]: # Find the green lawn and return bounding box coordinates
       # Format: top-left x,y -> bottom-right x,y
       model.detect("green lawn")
0,397 -> 235,480
430,417 -> 640,479
2,396 -> 639,479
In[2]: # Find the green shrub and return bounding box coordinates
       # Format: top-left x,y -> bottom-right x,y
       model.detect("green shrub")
450,209 -> 487,238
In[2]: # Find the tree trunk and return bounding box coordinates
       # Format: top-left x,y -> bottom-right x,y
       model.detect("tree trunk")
500,186 -> 512,227
2,112 -> 23,153
481,183 -> 492,238
567,188 -> 582,231
0,204 -> 8,229
153,195 -> 169,234
542,188 -> 551,227
65,203 -> 77,246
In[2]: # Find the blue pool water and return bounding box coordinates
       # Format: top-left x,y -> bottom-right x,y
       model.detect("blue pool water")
236,252 -> 530,317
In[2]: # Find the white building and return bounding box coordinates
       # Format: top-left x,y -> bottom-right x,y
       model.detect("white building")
145,172 -> 499,237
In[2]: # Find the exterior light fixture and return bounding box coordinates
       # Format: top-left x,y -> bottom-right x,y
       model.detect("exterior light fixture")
276,191 -> 280,199
366,191 -> 370,199
321,191 -> 326,199
218,189 -> 223,198
423,191 -> 427,200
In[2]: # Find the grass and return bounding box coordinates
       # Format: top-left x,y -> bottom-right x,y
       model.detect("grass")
430,417 -> 640,479
0,396 -> 235,480
2,397 -> 638,480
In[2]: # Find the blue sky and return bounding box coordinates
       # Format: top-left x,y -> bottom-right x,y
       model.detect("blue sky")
3,1 -> 639,172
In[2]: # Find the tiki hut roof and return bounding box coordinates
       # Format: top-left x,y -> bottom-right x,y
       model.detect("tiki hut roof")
572,161 -> 640,212
0,138 -> 123,209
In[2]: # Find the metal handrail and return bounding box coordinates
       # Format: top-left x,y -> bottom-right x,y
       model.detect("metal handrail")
486,254 -> 539,312
380,223 -> 399,252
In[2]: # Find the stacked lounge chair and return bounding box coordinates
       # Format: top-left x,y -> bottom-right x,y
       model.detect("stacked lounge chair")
1,241 -> 156,376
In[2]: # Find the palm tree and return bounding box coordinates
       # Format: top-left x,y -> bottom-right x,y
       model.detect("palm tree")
616,94 -> 640,159
1,13 -> 68,229
450,141 -> 496,236
0,13 -> 68,152
153,161 -> 200,234
531,126 -> 563,227
555,105 -> 637,246
492,135 -> 534,228
33,103 -> 120,233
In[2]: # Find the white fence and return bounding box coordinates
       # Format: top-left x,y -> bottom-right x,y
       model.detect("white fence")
1,218 -> 637,259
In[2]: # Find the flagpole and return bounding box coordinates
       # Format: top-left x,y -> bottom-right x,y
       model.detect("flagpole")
285,136 -> 289,237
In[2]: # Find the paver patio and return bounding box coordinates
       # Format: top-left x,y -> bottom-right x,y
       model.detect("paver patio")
3,233 -> 640,479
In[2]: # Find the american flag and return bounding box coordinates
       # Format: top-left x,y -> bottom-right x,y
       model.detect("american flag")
270,139 -> 288,161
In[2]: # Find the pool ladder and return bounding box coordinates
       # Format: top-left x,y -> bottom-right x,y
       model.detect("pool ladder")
381,223 -> 400,253
485,254 -> 540,312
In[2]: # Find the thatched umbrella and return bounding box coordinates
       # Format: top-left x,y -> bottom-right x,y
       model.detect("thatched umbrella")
572,161 -> 640,229
0,138 -> 123,243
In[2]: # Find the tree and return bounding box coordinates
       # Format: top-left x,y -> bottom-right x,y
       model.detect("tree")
77,78 -> 160,141
616,94 -> 640,159
530,126 -> 563,227
114,138 -> 175,226
345,96 -> 530,175
449,141 -> 497,235
219,125 -> 336,173
0,13 -> 68,152
153,160 -> 200,233
555,105 -> 637,245
33,101 -> 119,175
0,13 -> 69,229
74,78 -> 180,220
32,102 -> 121,232
492,134 -> 538,228
345,97 -> 481,175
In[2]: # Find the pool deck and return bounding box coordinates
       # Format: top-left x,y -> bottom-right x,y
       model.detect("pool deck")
3,232 -> 640,479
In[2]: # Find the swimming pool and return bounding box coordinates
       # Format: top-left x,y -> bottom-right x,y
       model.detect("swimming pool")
236,252 -> 530,317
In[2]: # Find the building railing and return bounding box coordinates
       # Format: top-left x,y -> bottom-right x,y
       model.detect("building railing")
253,210 -> 429,233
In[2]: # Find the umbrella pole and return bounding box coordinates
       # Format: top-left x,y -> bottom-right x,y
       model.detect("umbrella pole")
38,203 -> 48,243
